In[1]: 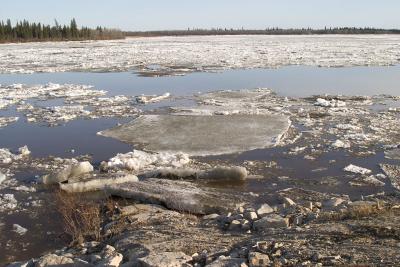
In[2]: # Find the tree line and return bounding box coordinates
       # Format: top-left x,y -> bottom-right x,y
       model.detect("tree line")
0,19 -> 124,43
125,27 -> 400,37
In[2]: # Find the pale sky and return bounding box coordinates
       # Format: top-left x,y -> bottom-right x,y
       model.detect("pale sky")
1,0 -> 399,31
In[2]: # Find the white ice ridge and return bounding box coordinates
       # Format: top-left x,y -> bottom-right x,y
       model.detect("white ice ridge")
103,149 -> 191,172
100,114 -> 291,156
0,35 -> 400,74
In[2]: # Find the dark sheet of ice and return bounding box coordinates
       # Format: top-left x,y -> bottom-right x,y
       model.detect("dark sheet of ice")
100,114 -> 290,156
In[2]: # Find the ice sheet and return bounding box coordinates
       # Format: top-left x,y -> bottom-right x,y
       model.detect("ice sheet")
100,114 -> 291,156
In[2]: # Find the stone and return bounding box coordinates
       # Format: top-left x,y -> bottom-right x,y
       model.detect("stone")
7,260 -> 34,267
244,211 -> 258,221
137,252 -> 192,267
205,256 -> 247,267
248,252 -> 270,267
322,198 -> 346,209
202,213 -> 220,220
283,197 -> 296,206
241,220 -> 251,231
96,245 -> 123,267
34,254 -> 75,267
253,214 -> 289,230
229,220 -> 242,231
256,204 -> 274,217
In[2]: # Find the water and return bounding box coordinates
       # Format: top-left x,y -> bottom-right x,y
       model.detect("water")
0,65 -> 399,98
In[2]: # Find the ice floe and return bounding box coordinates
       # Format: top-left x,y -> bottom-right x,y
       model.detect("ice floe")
100,114 -> 291,156
344,164 -> 372,175
0,116 -> 18,128
135,93 -> 171,104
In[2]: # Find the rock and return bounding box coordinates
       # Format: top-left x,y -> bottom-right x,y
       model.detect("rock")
253,214 -> 289,230
256,204 -> 274,217
96,245 -> 123,267
13,224 -> 27,235
203,213 -> 220,220
283,197 -> 296,206
7,260 -> 34,267
107,178 -> 246,214
248,252 -> 270,267
205,256 -> 247,267
34,254 -> 74,267
229,220 -> 242,231
322,198 -> 346,209
137,251 -> 192,267
241,220 -> 251,231
244,211 -> 258,221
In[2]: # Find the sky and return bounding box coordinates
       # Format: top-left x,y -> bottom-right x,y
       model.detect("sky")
1,0 -> 399,31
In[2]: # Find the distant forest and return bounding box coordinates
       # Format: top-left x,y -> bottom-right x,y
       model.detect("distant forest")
125,27 -> 400,37
0,19 -> 124,43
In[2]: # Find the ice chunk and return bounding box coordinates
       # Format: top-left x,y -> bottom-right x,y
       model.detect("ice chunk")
0,172 -> 6,184
103,149 -> 190,172
13,224 -> 27,235
135,93 -> 170,104
60,175 -> 138,193
150,166 -> 248,182
41,161 -> 94,184
0,193 -> 18,212
0,116 -> 18,128
18,145 -> 31,156
106,178 -> 247,214
331,140 -> 351,149
100,114 -> 291,156
314,98 -> 346,108
344,164 -> 372,175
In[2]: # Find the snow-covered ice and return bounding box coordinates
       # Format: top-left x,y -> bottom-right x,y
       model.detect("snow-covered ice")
344,164 -> 372,175
1,35 -> 400,74
135,93 -> 171,104
13,224 -> 28,235
102,149 -> 191,172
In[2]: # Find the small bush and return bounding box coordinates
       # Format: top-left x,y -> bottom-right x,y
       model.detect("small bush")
55,190 -> 102,245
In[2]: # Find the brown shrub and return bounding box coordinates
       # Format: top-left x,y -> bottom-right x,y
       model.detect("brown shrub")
55,190 -> 102,245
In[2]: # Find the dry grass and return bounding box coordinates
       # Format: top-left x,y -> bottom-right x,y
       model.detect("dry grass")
55,190 -> 102,245
318,201 -> 386,222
